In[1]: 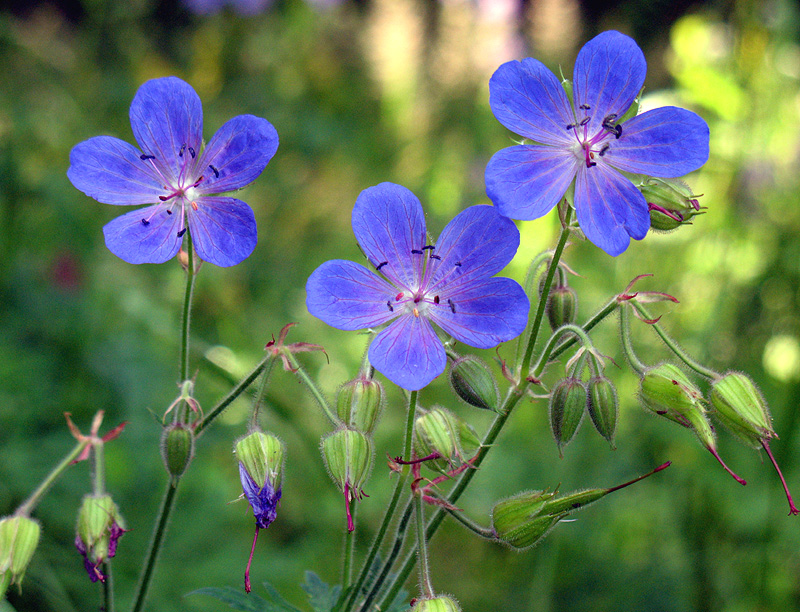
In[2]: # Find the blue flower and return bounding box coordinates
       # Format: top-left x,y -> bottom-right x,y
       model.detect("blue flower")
306,183 -> 530,391
238,462 -> 282,529
485,31 -> 710,256
67,77 -> 279,267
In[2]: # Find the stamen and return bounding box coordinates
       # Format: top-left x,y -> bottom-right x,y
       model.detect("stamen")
177,228 -> 187,237
579,116 -> 591,126
579,103 -> 591,110
166,210 -> 172,215
179,144 -> 186,157
434,295 -> 440,304
566,123 -> 575,130
429,254 -> 441,260
159,194 -> 175,202
188,146 -> 196,159
454,261 -> 462,267
598,143 -> 610,156
209,164 -> 220,178
141,219 -> 150,226
448,298 -> 456,314
411,249 -> 423,255
386,301 -> 394,312
140,154 -> 155,161
395,292 -> 404,301
376,261 -> 389,271
192,176 -> 204,188
422,245 -> 435,251
413,307 -> 420,318
191,201 -> 198,211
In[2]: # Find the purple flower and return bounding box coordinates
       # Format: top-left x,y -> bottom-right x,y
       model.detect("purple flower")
239,462 -> 282,529
183,0 -> 274,16
67,77 -> 279,267
485,30 -> 710,256
306,183 -> 529,391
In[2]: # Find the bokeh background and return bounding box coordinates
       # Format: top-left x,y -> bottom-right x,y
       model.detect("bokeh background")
2,0 -> 800,610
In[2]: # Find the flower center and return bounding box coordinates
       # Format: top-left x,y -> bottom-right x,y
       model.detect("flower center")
566,106 -> 623,169
379,246 -> 463,316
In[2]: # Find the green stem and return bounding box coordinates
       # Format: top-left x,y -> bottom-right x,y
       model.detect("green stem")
548,298 -> 619,363
92,441 -> 106,496
342,391 -> 418,612
414,494 -> 434,600
342,499 -> 357,590
250,358 -> 277,430
530,323 -> 595,379
17,440 -> 89,516
437,502 -> 496,540
130,482 -> 179,612
519,206 -> 572,377
282,351 -> 338,425
180,234 -> 196,384
620,304 -> 647,376
103,562 -> 114,612
630,301 -> 718,379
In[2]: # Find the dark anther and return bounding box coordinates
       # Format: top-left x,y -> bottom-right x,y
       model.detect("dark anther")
579,116 -> 591,126
422,245 -> 435,251
209,164 -> 220,178
140,154 -> 155,161
192,176 -> 204,188
376,261 -> 388,271
448,299 -> 456,314
179,144 -> 186,157
177,228 -> 187,237
411,249 -> 423,255
579,103 -> 591,110
386,301 -> 394,312
429,254 -> 441,261
602,115 -> 623,138
454,261 -> 462,267
598,143 -> 610,156
159,195 -> 170,201
188,146 -> 196,159
614,125 -> 622,139
566,124 -> 575,130
434,295 -> 440,304
586,160 -> 597,168
166,210 -> 173,215
141,219 -> 150,226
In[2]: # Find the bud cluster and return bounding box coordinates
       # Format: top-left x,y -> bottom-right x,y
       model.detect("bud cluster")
414,407 -> 480,474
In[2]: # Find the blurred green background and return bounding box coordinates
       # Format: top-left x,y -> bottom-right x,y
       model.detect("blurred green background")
2,0 -> 800,610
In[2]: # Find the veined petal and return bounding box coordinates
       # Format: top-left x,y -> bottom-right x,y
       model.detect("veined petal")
103,205 -> 183,264
575,164 -> 649,256
604,107 -> 710,177
351,183 -> 427,291
68,136 -> 164,205
426,205 -> 520,296
573,31 -> 646,137
485,145 -> 577,221
197,115 -> 279,193
187,196 -> 257,267
428,277 -> 529,349
130,77 -> 203,184
368,315 -> 446,391
306,260 -> 398,331
489,58 -> 575,147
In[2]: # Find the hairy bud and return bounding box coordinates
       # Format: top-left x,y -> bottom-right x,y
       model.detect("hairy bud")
75,495 -> 126,583
449,356 -> 499,411
587,376 -> 618,448
0,515 -> 40,596
336,375 -> 384,434
415,407 -> 480,472
235,430 -> 285,529
549,378 -> 587,455
709,372 -> 774,446
546,284 -> 577,332
412,595 -> 462,612
160,423 -> 194,485
321,428 -> 373,531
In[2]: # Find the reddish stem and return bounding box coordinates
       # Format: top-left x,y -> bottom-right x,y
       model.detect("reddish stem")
706,446 -> 747,486
761,439 -> 799,516
393,452 -> 441,465
244,525 -> 260,593
345,482 -> 354,532
605,461 -> 672,494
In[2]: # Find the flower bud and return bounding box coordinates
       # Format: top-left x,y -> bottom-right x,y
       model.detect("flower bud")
491,490 -> 561,550
0,515 -> 40,595
561,78 -> 573,104
546,284 -> 577,332
449,356 -> 499,411
549,378 -> 587,456
411,595 -> 462,612
235,430 -> 285,529
709,372 -> 774,447
587,375 -> 618,448
641,178 -> 704,232
75,494 -> 126,583
336,375 -> 384,434
160,423 -> 194,485
414,407 -> 479,472
321,428 -> 373,531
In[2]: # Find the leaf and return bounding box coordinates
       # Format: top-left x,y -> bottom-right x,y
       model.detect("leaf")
187,584 -> 303,612
383,587 -> 411,612
302,571 -> 341,612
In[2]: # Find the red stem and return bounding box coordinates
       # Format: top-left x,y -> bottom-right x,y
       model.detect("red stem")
761,439 -> 799,516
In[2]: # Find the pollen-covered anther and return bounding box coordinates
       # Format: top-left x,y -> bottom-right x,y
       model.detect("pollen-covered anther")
579,116 -> 591,126
579,103 -> 591,110
430,254 -> 441,260
395,292 -> 403,301
413,307 -> 420,317
434,295 -> 440,304
191,201 -> 198,211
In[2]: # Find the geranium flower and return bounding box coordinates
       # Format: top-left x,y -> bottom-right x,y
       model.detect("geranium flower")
485,30 -> 709,256
306,183 -> 529,391
68,77 -> 278,267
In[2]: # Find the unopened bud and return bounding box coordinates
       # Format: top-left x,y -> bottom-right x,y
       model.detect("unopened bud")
412,595 -> 462,612
321,428 -> 373,531
642,178 -> 704,232
235,430 -> 285,529
587,376 -> 618,448
415,407 -> 479,472
491,490 -> 561,550
449,356 -> 499,411
561,78 -> 573,104
75,494 -> 126,583
547,284 -> 577,332
160,423 -> 194,485
336,375 -> 384,434
549,378 -> 586,456
0,515 -> 40,595
709,372 -> 774,446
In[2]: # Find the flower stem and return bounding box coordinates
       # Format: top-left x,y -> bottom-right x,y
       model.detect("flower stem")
530,323 -> 595,378
91,440 -> 106,496
437,502 -> 496,540
180,234 -> 197,384
414,494 -> 434,600
17,439 -> 89,516
282,350 -> 338,425
620,304 -> 647,376
102,562 -> 114,612
548,298 -> 619,363
761,439 -> 799,515
342,497 -> 358,589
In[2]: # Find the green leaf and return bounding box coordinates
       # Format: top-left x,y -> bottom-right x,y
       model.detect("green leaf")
187,587 -> 272,612
302,571 -> 341,612
383,588 -> 410,612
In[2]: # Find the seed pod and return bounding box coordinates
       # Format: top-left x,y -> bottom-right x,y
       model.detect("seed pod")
449,356 -> 499,411
0,515 -> 40,594
321,428 -> 373,496
546,284 -> 577,332
549,378 -> 587,456
336,376 -> 384,434
414,407 -> 479,472
412,595 -> 462,612
709,372 -> 774,447
491,490 -> 561,550
641,177 -> 704,232
587,376 -> 618,448
160,423 -> 194,485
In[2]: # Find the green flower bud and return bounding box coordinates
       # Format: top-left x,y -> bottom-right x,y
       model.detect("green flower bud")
549,378 -> 587,456
641,177 -> 704,232
412,595 -> 462,612
561,78 -> 573,105
547,284 -> 578,332
336,375 -> 384,434
321,428 -> 373,531
587,376 -> 618,448
449,356 -> 499,411
0,515 -> 40,595
160,423 -> 194,485
75,494 -> 126,583
236,430 -> 285,494
618,90 -> 641,123
709,372 -> 774,447
414,407 -> 479,472
491,490 -> 561,550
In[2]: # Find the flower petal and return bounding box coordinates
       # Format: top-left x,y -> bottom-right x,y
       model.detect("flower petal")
197,115 -> 279,193
187,197 -> 257,267
428,277 -> 529,349
351,183 -> 427,290
103,205 -> 184,264
574,164 -> 649,256
368,315 -> 446,390
485,145 -> 577,221
129,77 -> 203,184
572,31 -> 646,137
426,205 -> 521,296
489,58 -> 575,146
68,136 -> 164,205
603,107 -> 709,177
306,260 -> 398,331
